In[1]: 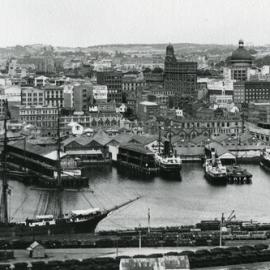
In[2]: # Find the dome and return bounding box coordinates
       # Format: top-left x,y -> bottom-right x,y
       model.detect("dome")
230,40 -> 253,62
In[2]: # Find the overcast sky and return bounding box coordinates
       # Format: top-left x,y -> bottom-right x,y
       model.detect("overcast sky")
1,0 -> 270,47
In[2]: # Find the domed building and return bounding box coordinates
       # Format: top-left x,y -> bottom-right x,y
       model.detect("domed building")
229,40 -> 253,81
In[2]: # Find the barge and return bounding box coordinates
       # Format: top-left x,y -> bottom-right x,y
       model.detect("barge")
226,165 -> 252,184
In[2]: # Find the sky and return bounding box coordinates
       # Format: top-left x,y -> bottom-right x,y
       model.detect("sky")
1,0 -> 270,47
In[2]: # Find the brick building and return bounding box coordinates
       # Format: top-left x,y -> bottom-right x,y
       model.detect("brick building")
96,71 -> 123,104
164,44 -> 197,108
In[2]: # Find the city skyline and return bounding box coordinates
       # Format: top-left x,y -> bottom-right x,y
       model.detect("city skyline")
1,0 -> 270,47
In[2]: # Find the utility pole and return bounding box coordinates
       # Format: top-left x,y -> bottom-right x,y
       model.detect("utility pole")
1,100 -> 9,224
147,208 -> 151,234
56,104 -> 63,218
219,213 -> 224,247
138,224 -> 142,252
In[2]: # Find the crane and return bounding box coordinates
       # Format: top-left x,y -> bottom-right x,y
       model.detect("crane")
220,210 -> 236,247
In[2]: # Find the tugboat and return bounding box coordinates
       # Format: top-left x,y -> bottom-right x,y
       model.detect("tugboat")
155,123 -> 182,178
260,148 -> 270,171
0,100 -> 141,237
204,150 -> 227,185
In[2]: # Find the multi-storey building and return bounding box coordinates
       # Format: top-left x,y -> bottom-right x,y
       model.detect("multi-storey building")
21,87 -> 45,106
43,86 -> 64,107
164,44 -> 197,108
93,85 -> 108,104
137,101 -> 159,121
34,76 -> 49,87
233,82 -> 245,105
247,102 -> 270,124
244,81 -> 270,103
73,83 -> 93,112
19,105 -> 58,136
172,117 -> 243,138
122,75 -> 146,93
229,40 -> 253,81
143,68 -> 164,84
96,71 -> 123,103
60,112 -> 122,129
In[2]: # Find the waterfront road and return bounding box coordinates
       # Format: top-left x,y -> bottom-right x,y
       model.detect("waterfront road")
2,246 -> 207,264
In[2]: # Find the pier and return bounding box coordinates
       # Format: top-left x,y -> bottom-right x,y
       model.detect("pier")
226,166 -> 252,184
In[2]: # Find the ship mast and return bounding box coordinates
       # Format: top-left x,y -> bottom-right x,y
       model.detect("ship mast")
1,100 -> 9,224
56,104 -> 63,218
169,120 -> 172,156
105,195 -> 141,214
158,121 -> 161,155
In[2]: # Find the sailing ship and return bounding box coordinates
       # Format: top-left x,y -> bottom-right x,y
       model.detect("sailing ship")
0,100 -> 140,237
204,150 -> 227,185
155,123 -> 182,177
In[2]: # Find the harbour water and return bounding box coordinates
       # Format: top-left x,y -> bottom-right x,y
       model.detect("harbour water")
4,163 -> 270,269
6,163 -> 270,230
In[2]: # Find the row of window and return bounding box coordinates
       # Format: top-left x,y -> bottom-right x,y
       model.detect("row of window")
175,121 -> 240,128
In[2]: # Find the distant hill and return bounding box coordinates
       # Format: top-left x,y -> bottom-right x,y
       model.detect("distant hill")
0,43 -> 268,58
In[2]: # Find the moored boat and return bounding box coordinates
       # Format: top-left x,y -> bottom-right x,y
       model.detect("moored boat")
204,150 -> 227,185
260,148 -> 270,171
154,123 -> 182,178
0,101 -> 141,238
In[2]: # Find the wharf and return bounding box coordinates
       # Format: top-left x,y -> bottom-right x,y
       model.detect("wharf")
226,165 -> 252,184
117,160 -> 159,176
2,244 -> 270,269
5,163 -> 89,189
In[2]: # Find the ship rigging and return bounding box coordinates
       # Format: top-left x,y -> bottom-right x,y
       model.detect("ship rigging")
0,100 -> 141,236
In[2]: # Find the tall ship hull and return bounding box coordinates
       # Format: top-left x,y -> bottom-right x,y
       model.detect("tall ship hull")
0,101 -> 141,239
0,213 -> 108,238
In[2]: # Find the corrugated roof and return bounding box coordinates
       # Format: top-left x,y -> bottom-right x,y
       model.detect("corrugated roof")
9,141 -> 55,156
108,134 -> 131,145
190,135 -> 210,145
93,129 -> 110,145
176,146 -> 204,156
129,135 -> 158,146
206,142 -> 229,156
120,143 -> 154,155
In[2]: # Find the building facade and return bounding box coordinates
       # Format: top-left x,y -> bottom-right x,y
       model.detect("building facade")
137,101 -> 159,121
73,83 -> 93,112
233,82 -> 245,104
96,71 -> 123,103
21,87 -> 45,106
43,86 -> 64,107
19,105 -> 58,136
172,117 -> 243,139
122,76 -> 146,93
245,81 -> 270,103
60,112 -> 122,128
164,44 -> 197,108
